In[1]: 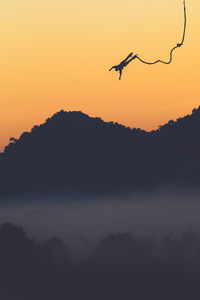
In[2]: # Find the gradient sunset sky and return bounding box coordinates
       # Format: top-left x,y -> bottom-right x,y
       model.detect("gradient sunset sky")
0,0 -> 199,150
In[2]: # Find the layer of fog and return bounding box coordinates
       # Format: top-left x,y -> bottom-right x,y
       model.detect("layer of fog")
1,188 -> 200,258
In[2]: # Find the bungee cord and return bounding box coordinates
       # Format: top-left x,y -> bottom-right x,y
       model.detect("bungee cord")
136,0 -> 186,65
109,0 -> 187,79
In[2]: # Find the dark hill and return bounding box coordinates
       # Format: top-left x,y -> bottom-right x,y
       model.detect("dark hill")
1,107 -> 200,197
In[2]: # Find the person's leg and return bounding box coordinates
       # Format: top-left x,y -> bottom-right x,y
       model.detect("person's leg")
121,53 -> 133,63
125,55 -> 138,66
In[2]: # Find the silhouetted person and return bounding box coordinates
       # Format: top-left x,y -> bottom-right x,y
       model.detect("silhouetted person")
109,52 -> 137,80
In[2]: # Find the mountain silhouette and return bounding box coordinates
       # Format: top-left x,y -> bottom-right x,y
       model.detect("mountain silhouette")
1,107 -> 200,198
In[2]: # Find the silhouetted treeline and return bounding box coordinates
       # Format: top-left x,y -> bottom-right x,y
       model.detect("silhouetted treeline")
1,107 -> 200,197
1,222 -> 200,299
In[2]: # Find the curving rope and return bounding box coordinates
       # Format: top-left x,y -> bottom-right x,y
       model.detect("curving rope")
136,0 -> 186,65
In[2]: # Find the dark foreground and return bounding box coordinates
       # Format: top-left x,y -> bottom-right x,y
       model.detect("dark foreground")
1,223 -> 200,300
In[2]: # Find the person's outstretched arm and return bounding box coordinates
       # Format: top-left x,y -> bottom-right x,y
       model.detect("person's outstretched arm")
119,69 -> 122,80
109,66 -> 116,71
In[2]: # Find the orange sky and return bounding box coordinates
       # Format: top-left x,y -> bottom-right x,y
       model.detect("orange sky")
0,0 -> 199,151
